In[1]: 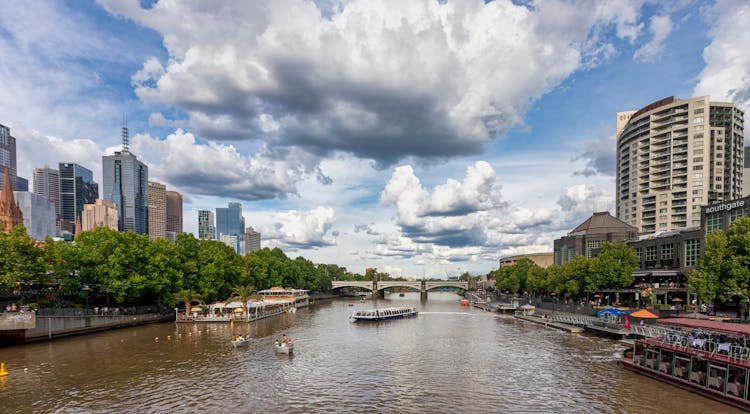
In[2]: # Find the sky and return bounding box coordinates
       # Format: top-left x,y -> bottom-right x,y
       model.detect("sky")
1,0 -> 749,278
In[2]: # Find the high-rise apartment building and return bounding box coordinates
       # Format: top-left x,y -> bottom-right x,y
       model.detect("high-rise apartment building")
33,166 -> 60,216
166,190 -> 183,236
744,146 -> 750,198
216,202 -> 245,252
616,96 -> 745,233
14,191 -> 56,240
102,127 -> 149,234
198,210 -> 215,240
59,163 -> 98,234
81,199 -> 118,232
147,181 -> 166,240
245,226 -> 261,252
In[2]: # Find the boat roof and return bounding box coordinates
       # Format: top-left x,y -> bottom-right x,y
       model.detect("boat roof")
358,306 -> 414,312
658,318 -> 750,336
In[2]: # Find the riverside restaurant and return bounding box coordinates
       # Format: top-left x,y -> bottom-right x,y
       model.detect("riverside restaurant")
177,288 -> 309,323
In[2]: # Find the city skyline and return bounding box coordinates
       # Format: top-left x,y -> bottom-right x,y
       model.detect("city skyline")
0,1 -> 748,277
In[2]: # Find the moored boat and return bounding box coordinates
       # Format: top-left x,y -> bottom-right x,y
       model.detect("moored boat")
351,306 -> 418,321
620,318 -> 750,410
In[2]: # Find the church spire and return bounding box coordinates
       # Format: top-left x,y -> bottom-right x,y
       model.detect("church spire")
0,166 -> 23,233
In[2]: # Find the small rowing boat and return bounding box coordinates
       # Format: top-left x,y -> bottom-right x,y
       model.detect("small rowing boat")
274,340 -> 294,354
230,337 -> 252,347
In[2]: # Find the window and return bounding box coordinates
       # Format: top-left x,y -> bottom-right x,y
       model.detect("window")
694,140 -> 704,147
661,244 -> 673,260
646,246 -> 657,261
693,165 -> 703,171
730,206 -> 748,225
693,181 -> 703,186
692,189 -> 703,195
694,117 -> 704,123
692,197 -> 703,203
692,173 -> 703,179
586,240 -> 602,258
693,157 -> 703,163
693,149 -> 704,155
694,133 -> 704,139
716,146 -> 723,150
660,201 -> 668,206
659,208 -> 667,213
694,108 -> 704,114
707,213 -> 722,233
685,239 -> 701,267
694,125 -> 704,131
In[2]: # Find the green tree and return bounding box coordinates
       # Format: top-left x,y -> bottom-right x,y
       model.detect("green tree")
173,288 -> 203,314
0,225 -> 42,289
225,284 -> 256,319
589,242 -> 638,303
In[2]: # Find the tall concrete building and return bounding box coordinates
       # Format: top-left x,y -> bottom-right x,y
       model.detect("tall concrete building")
216,202 -> 244,252
166,190 -> 183,239
198,210 -> 215,240
744,146 -> 750,197
102,126 -> 149,234
59,163 -> 98,235
245,226 -> 261,253
616,96 -> 745,233
81,199 -> 118,232
147,181 -> 166,240
33,166 -> 60,216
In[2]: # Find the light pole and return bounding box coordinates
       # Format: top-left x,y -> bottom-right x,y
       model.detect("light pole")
82,285 -> 91,309
551,292 -> 557,314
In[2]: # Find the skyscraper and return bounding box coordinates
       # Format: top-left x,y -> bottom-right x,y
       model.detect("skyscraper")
102,126 -> 149,234
0,124 -> 26,192
59,163 -> 98,234
33,166 -> 60,216
198,210 -> 215,240
616,96 -> 745,233
147,181 -> 166,240
245,226 -> 261,252
216,202 -> 245,252
166,190 -> 183,237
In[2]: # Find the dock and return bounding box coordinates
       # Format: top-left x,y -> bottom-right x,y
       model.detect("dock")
514,315 -> 584,333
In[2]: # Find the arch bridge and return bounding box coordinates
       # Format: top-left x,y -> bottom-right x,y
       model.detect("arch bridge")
331,280 -> 468,300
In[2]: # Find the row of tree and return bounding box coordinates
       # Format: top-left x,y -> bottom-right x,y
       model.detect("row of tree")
489,242 -> 639,301
0,226 -> 367,308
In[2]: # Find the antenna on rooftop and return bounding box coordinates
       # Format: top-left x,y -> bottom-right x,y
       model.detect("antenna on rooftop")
121,113 -> 129,152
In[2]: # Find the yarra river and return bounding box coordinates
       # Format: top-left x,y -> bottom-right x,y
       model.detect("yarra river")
0,292 -> 742,413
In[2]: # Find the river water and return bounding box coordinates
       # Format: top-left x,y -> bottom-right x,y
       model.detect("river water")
0,292 -> 742,413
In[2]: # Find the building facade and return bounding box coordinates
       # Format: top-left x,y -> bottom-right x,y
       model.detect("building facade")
499,252 -> 554,268
102,128 -> 149,234
81,199 -> 119,232
0,167 -> 23,232
616,96 -> 745,234
166,190 -> 183,237
554,211 -> 638,265
744,146 -> 750,198
702,195 -> 750,234
59,163 -> 98,235
147,181 -> 166,240
33,166 -> 60,216
14,191 -> 56,241
0,124 -> 27,192
216,202 -> 244,252
245,226 -> 261,253
198,210 -> 215,240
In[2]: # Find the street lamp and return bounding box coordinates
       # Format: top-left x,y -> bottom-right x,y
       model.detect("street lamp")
82,285 -> 91,309
551,292 -> 557,314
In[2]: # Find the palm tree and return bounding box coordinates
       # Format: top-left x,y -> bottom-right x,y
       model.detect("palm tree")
225,284 -> 256,321
173,289 -> 203,318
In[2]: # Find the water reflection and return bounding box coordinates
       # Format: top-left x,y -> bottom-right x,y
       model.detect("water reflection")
0,292 -> 742,413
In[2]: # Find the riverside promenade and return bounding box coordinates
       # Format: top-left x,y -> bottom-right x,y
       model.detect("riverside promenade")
0,308 -> 173,345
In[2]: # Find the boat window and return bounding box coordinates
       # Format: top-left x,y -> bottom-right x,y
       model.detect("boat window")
708,363 -> 727,392
658,350 -> 674,375
645,348 -> 659,370
674,355 -> 690,380
690,358 -> 708,387
727,366 -> 746,399
634,344 -> 646,366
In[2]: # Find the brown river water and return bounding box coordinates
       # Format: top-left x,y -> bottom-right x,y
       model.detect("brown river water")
0,292 -> 742,413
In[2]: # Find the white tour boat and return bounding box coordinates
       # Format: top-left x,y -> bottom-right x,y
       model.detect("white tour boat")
351,306 -> 418,321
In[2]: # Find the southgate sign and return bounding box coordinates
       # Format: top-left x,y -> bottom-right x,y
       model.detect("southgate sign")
706,199 -> 746,214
